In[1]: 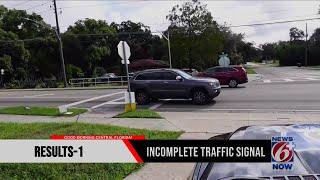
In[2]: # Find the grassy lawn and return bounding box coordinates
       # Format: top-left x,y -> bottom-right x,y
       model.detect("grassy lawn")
245,67 -> 257,74
0,122 -> 182,180
0,106 -> 87,117
307,65 -> 320,69
114,109 -> 162,119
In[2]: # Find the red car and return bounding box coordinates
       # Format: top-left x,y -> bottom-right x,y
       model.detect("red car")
197,66 -> 248,88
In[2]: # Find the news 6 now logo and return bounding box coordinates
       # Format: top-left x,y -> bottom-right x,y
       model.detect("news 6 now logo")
271,136 -> 295,170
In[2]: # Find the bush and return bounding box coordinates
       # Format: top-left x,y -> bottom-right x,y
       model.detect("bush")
66,64 -> 84,79
92,67 -> 106,77
278,43 -> 304,66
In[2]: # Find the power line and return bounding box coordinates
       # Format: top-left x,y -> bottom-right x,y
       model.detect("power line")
9,0 -> 31,8
25,1 -> 51,11
58,1 -> 144,9
230,17 -> 320,28
3,16 -> 320,43
34,8 -> 54,15
0,37 -> 52,43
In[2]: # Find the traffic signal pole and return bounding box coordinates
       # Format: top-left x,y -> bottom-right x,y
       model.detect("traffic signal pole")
305,22 -> 308,66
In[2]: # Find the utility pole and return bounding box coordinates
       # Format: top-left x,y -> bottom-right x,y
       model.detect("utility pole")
53,0 -> 67,87
305,22 -> 308,66
161,31 -> 172,68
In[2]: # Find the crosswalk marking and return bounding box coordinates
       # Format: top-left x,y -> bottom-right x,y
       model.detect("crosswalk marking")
283,78 -> 294,82
306,77 -> 317,80
59,91 -> 124,110
91,97 -> 125,109
259,77 -> 320,84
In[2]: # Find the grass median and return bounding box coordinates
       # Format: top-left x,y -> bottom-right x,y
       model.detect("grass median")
0,122 -> 182,179
114,109 -> 162,119
0,106 -> 87,117
245,67 -> 257,74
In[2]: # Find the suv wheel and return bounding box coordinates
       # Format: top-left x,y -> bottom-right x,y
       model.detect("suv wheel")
135,90 -> 150,105
192,90 -> 209,105
228,79 -> 238,88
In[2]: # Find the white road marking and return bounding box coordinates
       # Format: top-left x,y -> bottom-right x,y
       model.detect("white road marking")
198,108 -> 320,112
283,78 -> 294,82
60,91 -> 124,109
149,103 -> 163,110
149,99 -> 173,110
91,97 -> 125,109
0,97 -> 95,99
23,93 -> 54,98
263,79 -> 271,83
306,77 -> 318,81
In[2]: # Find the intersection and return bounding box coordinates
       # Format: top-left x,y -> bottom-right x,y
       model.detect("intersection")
0,65 -> 319,114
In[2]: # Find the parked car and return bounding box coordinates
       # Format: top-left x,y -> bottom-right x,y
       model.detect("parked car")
190,124 -> 320,180
98,73 -> 122,83
181,68 -> 199,76
197,66 -> 248,88
130,69 -> 221,105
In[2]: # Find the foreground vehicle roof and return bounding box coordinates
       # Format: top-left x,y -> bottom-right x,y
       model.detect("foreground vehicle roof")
199,124 -> 320,179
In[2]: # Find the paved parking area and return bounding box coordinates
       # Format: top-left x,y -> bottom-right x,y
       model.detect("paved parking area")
254,65 -> 320,84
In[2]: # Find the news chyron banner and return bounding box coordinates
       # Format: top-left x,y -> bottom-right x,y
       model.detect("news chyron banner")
0,135 -> 273,163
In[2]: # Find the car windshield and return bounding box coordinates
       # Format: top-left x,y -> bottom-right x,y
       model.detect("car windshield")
173,69 -> 192,79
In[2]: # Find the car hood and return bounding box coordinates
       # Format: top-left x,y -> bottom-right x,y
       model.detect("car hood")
204,124 -> 320,179
190,77 -> 219,83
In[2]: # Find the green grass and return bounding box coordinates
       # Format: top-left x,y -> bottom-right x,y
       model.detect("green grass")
307,65 -> 320,69
245,67 -> 257,74
0,122 -> 182,179
114,109 -> 162,119
0,106 -> 87,117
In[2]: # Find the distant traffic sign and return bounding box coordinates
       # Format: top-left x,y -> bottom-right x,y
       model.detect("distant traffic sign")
219,53 -> 230,67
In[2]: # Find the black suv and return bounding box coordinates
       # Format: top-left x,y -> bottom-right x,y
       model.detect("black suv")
130,69 -> 221,105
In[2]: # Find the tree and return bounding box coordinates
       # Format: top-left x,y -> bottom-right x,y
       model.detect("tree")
167,0 -> 223,69
63,18 -> 117,76
289,27 -> 304,41
0,28 -> 30,82
237,41 -> 260,63
111,21 -> 155,60
309,28 -> 320,46
260,43 -> 276,60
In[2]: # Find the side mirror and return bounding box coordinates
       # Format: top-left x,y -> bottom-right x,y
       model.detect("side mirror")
176,76 -> 183,81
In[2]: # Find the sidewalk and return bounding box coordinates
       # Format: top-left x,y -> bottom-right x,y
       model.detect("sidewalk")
0,111 -> 319,133
0,113 -> 180,132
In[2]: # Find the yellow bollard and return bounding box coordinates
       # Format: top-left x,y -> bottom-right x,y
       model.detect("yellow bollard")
124,92 -> 136,112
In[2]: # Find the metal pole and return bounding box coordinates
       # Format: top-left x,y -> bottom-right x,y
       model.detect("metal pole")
122,41 -> 132,105
305,22 -> 308,66
168,31 -> 172,68
162,32 -> 172,69
53,0 -> 68,87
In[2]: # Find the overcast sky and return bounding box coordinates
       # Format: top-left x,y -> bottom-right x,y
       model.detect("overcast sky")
1,0 -> 320,45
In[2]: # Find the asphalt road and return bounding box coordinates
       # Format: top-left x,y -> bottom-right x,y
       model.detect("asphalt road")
0,65 -> 319,113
